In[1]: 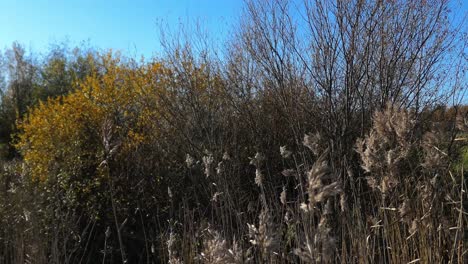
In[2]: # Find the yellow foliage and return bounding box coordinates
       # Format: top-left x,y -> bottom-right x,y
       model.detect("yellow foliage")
16,51 -> 223,183
16,53 -> 165,182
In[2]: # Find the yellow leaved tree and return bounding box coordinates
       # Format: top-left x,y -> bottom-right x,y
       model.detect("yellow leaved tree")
15,53 -> 170,187
15,50 -> 224,202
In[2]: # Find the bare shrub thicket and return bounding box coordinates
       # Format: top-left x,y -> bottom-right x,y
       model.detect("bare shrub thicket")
0,0 -> 466,263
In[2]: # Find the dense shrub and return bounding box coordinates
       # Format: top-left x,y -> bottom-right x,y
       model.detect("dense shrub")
0,0 -> 466,263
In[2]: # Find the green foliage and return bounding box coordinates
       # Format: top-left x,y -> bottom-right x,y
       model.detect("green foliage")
0,0 -> 466,261
0,43 -> 98,160
454,145 -> 468,172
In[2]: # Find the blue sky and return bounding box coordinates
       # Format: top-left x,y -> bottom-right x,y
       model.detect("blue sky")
0,0 -> 243,58
0,0 -> 465,103
0,0 -> 466,58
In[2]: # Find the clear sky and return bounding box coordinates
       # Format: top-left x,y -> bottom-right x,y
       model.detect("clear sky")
0,0 -> 244,58
0,1 -> 466,58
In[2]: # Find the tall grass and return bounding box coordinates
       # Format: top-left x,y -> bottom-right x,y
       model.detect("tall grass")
1,104 -> 465,263
0,0 -> 466,262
